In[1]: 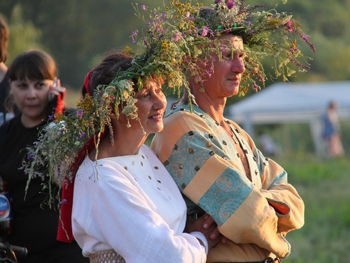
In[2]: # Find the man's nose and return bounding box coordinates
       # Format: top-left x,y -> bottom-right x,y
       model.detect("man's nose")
232,58 -> 245,74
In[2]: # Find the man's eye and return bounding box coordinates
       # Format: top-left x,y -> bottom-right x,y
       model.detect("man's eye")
141,92 -> 150,98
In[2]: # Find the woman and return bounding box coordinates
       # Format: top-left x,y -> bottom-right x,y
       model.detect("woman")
25,52 -> 221,263
0,50 -> 88,263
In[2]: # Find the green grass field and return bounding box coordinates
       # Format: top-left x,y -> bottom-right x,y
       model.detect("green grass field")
276,155 -> 350,263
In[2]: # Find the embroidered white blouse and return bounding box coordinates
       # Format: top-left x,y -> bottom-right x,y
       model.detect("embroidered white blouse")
72,145 -> 206,263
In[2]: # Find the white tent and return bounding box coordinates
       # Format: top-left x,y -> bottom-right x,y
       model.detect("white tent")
226,81 -> 350,155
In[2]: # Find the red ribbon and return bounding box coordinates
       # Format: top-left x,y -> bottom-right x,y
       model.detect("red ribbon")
57,69 -> 98,242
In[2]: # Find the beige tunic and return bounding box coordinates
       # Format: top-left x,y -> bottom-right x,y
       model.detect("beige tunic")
151,104 -> 304,262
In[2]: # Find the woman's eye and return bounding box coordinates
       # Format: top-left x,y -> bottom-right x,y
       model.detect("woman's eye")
17,83 -> 27,89
35,82 -> 47,89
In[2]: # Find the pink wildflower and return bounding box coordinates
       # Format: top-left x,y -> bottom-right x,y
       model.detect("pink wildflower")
173,31 -> 181,42
202,26 -> 209,37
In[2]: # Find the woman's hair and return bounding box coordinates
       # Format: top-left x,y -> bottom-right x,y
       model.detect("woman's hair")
0,16 -> 9,63
8,49 -> 57,81
82,52 -> 133,97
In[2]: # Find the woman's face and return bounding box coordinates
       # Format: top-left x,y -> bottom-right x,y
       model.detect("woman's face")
201,35 -> 245,99
10,78 -> 54,126
132,80 -> 167,135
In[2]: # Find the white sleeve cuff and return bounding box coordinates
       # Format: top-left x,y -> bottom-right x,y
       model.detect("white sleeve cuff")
190,231 -> 208,255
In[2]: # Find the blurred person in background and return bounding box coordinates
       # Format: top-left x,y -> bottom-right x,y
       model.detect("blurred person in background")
0,50 -> 88,263
322,100 -> 344,157
0,15 -> 13,126
257,131 -> 278,157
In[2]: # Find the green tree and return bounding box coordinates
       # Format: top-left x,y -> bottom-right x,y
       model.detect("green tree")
2,4 -> 45,65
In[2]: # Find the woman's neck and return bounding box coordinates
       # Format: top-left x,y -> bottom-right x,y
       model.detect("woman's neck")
90,127 -> 148,160
20,113 -> 46,128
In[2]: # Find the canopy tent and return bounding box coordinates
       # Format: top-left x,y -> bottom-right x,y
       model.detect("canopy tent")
226,81 -> 350,155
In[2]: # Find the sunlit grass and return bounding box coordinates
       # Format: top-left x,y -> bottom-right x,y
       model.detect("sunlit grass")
277,156 -> 350,263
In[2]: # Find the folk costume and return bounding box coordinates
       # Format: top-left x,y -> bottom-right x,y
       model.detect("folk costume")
151,103 -> 304,262
72,145 -> 206,262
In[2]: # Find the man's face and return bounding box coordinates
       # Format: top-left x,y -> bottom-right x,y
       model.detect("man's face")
201,35 -> 245,99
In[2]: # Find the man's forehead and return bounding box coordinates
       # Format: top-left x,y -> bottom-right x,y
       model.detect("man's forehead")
220,34 -> 243,48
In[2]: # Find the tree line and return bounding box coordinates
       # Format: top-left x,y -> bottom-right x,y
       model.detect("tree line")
1,0 -> 349,94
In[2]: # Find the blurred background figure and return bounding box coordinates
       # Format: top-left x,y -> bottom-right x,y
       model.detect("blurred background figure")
321,100 -> 344,157
0,50 -> 87,263
0,15 -> 13,126
257,130 -> 279,157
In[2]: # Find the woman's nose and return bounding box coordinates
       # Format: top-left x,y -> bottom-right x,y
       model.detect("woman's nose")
153,93 -> 167,110
26,86 -> 37,98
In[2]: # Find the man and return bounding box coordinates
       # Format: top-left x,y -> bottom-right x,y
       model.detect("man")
150,0 -> 315,262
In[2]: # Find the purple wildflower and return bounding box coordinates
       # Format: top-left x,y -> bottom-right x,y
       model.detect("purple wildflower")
252,84 -> 259,90
76,109 -> 84,118
220,43 -> 226,52
141,4 -> 146,10
290,47 -> 298,54
79,132 -> 86,138
27,153 -> 33,161
215,0 -> 222,3
226,0 -> 235,9
302,35 -> 309,40
131,31 -> 137,44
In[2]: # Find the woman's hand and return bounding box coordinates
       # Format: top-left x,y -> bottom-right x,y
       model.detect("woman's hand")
48,78 -> 66,115
185,213 -> 224,249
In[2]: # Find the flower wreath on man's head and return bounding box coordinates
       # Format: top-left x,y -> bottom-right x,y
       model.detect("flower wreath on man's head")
132,0 -> 315,95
